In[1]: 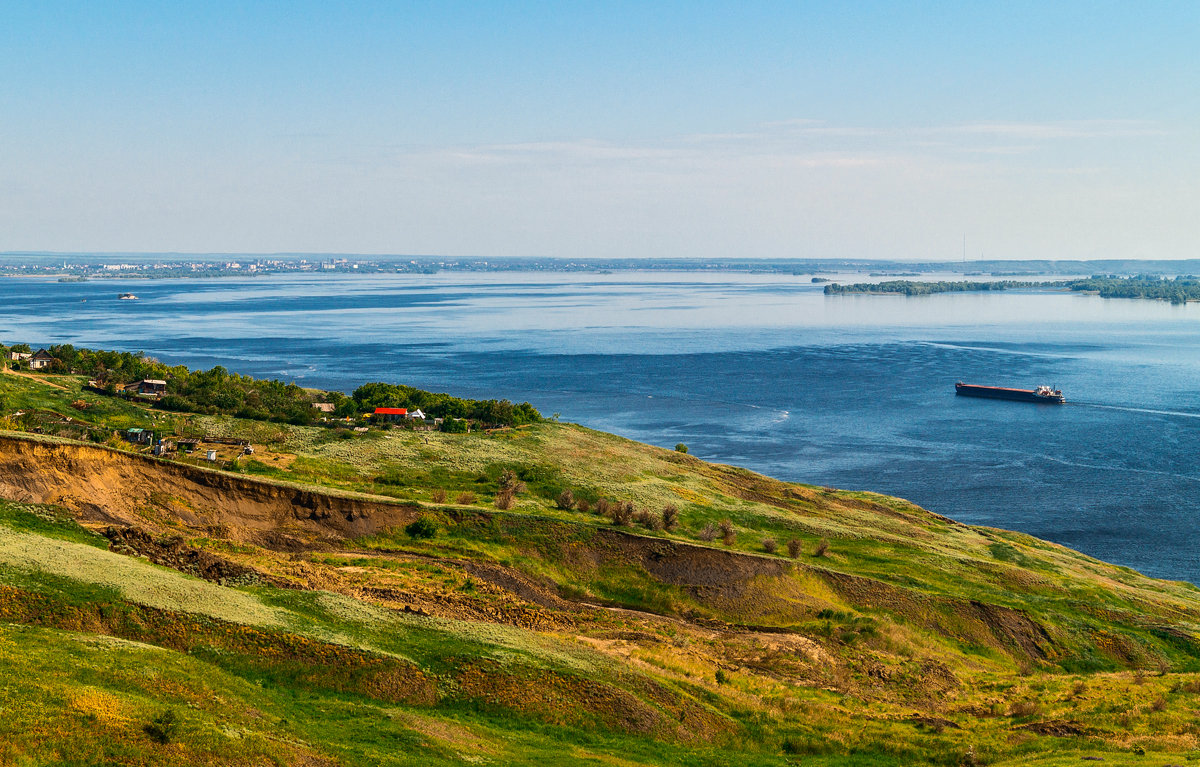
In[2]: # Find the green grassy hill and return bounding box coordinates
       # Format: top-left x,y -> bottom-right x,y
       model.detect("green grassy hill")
2,365 -> 1200,765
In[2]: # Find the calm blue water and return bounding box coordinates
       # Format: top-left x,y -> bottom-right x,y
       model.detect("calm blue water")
4,271 -> 1200,582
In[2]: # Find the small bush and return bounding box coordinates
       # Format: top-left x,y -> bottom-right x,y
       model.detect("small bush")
405,517 -> 438,539
455,491 -> 477,505
555,489 -> 576,510
715,669 -> 728,685
497,469 -> 526,495
1151,695 -> 1167,712
787,538 -> 802,558
594,498 -> 611,517
698,523 -> 718,542
762,537 -> 777,554
144,708 -> 179,744
610,501 -> 635,527
814,538 -> 829,557
633,508 -> 662,530
719,518 -> 736,546
674,443 -> 688,454
494,490 -> 515,510
430,489 -> 447,504
576,498 -> 590,514
1173,679 -> 1200,694
1007,699 -> 1041,718
661,504 -> 679,531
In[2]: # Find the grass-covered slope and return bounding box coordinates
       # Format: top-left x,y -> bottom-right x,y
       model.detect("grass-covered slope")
3,367 -> 1200,764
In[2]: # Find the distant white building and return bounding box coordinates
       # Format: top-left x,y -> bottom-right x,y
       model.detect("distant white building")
29,349 -> 55,369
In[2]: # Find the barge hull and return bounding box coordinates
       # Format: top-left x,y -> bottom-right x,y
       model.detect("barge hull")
955,383 -> 1064,404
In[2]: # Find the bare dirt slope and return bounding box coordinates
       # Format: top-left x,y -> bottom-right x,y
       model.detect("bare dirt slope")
0,434 -> 421,549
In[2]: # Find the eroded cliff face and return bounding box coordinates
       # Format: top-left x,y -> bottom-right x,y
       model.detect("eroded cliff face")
0,434 -> 420,549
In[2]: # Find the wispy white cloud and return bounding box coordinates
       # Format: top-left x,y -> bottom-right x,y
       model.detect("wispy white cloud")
410,118 -> 1167,175
930,119 -> 1168,139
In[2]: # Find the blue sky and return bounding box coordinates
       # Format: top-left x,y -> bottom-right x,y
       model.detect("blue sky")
2,1 -> 1197,259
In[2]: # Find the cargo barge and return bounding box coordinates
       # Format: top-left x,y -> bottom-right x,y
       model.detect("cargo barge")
955,382 -> 1064,403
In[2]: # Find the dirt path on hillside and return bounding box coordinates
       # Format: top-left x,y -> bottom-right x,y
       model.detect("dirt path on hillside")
1,366 -> 70,391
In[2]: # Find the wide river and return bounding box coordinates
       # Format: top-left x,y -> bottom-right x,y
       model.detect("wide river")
4,270 -> 1200,582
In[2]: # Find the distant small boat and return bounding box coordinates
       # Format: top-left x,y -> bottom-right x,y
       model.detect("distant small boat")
118,293 -> 138,300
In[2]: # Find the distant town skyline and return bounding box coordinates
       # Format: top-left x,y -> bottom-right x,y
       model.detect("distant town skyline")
3,1 -> 1197,260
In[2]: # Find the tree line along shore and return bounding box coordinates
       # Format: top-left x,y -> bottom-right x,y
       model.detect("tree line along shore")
823,274 -> 1200,304
0,342 -> 540,430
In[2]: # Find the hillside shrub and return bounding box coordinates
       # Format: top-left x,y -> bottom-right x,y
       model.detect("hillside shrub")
594,498 -> 611,517
1007,700 -> 1041,718
661,504 -> 679,531
762,537 -> 777,554
674,443 -> 688,453
497,469 -> 521,493
719,519 -> 736,546
430,489 -> 447,503
576,498 -> 590,514
555,489 -> 576,510
405,517 -> 437,539
144,708 -> 179,744
638,510 -> 663,531
814,538 -> 829,557
698,523 -> 718,542
610,501 -> 635,527
494,490 -> 515,510
787,538 -> 802,558
455,492 -> 477,505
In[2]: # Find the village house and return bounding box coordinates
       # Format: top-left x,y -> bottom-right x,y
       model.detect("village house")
123,427 -> 152,445
373,407 -> 407,423
311,402 -> 335,413
137,379 -> 168,397
7,351 -> 31,362
406,408 -> 426,420
28,349 -> 55,370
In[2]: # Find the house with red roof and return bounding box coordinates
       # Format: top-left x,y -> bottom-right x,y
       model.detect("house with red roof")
373,407 -> 407,423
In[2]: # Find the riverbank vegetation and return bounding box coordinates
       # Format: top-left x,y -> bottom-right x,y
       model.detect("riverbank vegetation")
1068,274 -> 1200,304
824,274 -> 1200,304
823,279 -> 1065,295
0,343 -> 540,428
